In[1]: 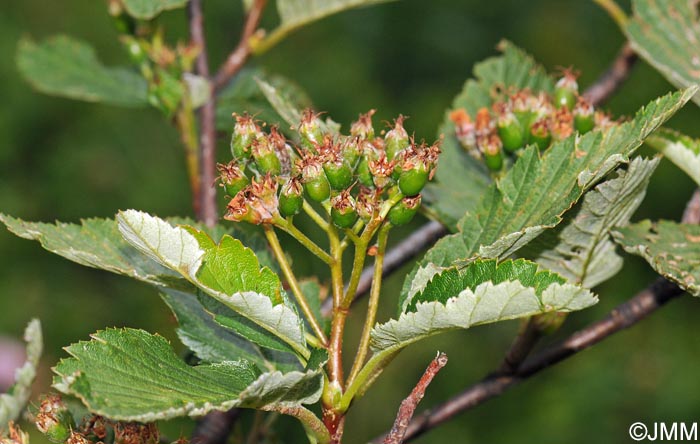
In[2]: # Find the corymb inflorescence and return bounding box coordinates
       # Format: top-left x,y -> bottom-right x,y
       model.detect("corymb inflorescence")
218,110 -> 441,228
450,69 -> 613,172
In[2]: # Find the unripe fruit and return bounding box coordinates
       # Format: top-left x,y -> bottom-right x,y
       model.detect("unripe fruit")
497,112 -> 524,153
350,109 -> 376,140
357,155 -> 374,188
217,162 -> 249,197
252,138 -> 282,176
554,71 -> 579,110
279,178 -> 304,217
299,109 -> 324,150
304,173 -> 331,202
481,135 -> 503,172
231,114 -> 262,159
388,195 -> 421,226
35,395 -> 74,443
574,97 -> 595,134
398,162 -> 429,197
331,192 -> 358,228
385,115 -> 409,160
323,160 -> 354,191
529,120 -> 551,151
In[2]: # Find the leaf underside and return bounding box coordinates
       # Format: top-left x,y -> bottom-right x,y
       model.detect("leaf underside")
121,0 -> 189,19
646,129 -> 700,187
0,320 -> 42,426
613,220 -> 700,296
522,157 -> 660,288
626,0 -> 700,107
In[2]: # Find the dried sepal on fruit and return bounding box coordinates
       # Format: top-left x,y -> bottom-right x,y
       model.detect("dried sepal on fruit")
35,394 -> 74,443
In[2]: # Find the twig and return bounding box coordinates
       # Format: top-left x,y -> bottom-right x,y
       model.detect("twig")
384,353 -> 449,444
188,0 -> 218,227
190,409 -> 242,444
583,42 -> 638,107
212,0 -> 267,92
376,189 -> 700,443
321,220 -> 446,316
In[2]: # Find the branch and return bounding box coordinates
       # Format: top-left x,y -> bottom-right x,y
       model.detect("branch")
188,0 -> 218,227
583,42 -> 638,107
384,353 -> 448,444
376,189 -> 700,443
190,409 -> 241,444
321,220 -> 446,316
212,0 -> 267,92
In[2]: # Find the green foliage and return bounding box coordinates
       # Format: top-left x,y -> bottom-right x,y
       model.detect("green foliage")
121,0 -> 189,19
216,69 -> 313,132
613,220 -> 700,296
403,87 -> 696,302
0,319 -> 42,427
522,157 -> 659,288
626,0 -> 700,107
423,41 -> 554,229
16,36 -> 148,107
53,328 -> 323,422
116,210 -> 310,358
646,129 -> 700,187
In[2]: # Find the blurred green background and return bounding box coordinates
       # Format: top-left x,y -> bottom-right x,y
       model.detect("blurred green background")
1,0 -> 699,443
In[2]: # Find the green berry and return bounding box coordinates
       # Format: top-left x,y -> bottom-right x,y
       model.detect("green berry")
481,136 -> 503,172
304,174 -> 330,202
279,179 -> 304,217
331,193 -> 358,228
299,109 -> 324,150
554,72 -> 579,110
530,120 -> 552,151
388,195 -> 421,226
497,113 -> 524,153
398,163 -> 429,196
231,114 -> 261,159
350,109 -> 376,140
323,160 -> 354,191
217,162 -> 249,197
357,155 -> 374,187
35,396 -> 74,443
574,97 -> 595,134
254,151 -> 282,176
385,116 -> 409,160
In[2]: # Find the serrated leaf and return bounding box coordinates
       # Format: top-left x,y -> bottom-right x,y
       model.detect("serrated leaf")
256,78 -> 340,133
121,0 -> 188,19
0,214 -> 181,288
403,87 -> 696,305
424,41 -> 555,229
274,0 -> 393,38
370,259 -> 595,362
625,0 -> 700,107
612,220 -> 700,296
0,320 -> 42,426
17,36 -> 148,107
217,69 -> 313,132
53,329 -> 323,422
116,210 -> 309,358
646,129 -> 700,186
522,157 -> 660,288
160,288 -> 272,368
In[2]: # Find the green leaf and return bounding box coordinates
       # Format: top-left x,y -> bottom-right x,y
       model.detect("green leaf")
612,220 -> 700,296
646,129 -> 700,186
116,210 -> 309,358
272,0 -> 394,42
256,78 -> 340,133
53,329 -> 323,422
160,289 -> 273,368
625,0 -> 700,107
522,157 -> 660,288
370,259 -> 595,369
121,0 -> 188,19
217,69 -> 313,132
0,320 -> 42,426
403,87 -> 696,304
424,41 -> 555,229
17,36 -> 148,107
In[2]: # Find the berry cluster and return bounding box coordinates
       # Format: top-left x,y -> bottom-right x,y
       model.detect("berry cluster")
218,110 -> 440,228
450,70 -> 613,171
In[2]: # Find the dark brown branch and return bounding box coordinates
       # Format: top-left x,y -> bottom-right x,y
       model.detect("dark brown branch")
322,220 -> 447,317
212,0 -> 267,92
190,409 -> 242,444
188,0 -> 217,227
377,189 -> 700,443
583,42 -> 638,107
384,353 -> 449,444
